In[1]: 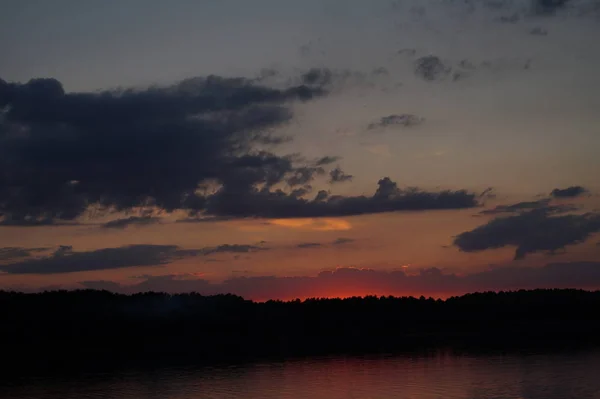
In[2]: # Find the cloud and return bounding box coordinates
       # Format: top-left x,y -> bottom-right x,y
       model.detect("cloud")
301,68 -> 334,86
414,56 -> 451,81
0,74 -> 329,224
54,245 -> 73,256
328,167 -> 353,184
205,177 -> 479,219
550,186 -> 588,198
367,114 -> 425,130
315,156 -> 341,166
333,237 -> 355,245
0,247 -> 47,261
479,198 -> 577,215
0,242 -> 269,274
0,244 -> 180,274
296,237 -> 356,249
191,155 -> 468,220
285,165 -> 326,186
0,217 -> 77,227
295,67 -> 384,91
295,237 -> 355,249
455,207 -> 600,260
101,216 -> 161,229
314,190 -> 329,202
533,0 -> 572,15
195,244 -> 268,256
297,242 -> 323,249
76,262 -> 600,300
479,187 -> 496,200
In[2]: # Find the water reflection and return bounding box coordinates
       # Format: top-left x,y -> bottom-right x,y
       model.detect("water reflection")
2,351 -> 600,399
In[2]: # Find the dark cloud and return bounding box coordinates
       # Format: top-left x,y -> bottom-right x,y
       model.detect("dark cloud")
478,187 -> 496,199
205,177 -> 479,218
196,244 -> 268,256
314,190 -> 329,202
297,242 -> 323,249
479,198 -> 576,215
0,247 -> 47,261
254,68 -> 279,82
0,74 -> 328,224
296,237 -> 355,249
315,156 -> 340,166
390,0 -> 592,21
301,68 -> 333,86
290,186 -> 312,198
76,262 -> 600,300
550,186 -> 588,198
0,244 -> 180,274
101,216 -> 161,229
414,56 -> 451,81
0,217 -> 77,227
285,165 -> 326,186
54,245 -> 73,256
333,237 -> 355,245
455,207 -> 600,260
295,68 -> 384,91
329,167 -> 353,184
0,242 -> 269,274
533,0 -> 571,15
367,114 -> 425,130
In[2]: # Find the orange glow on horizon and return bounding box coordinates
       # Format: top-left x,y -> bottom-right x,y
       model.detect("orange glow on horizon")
250,289 -> 454,303
269,218 -> 352,231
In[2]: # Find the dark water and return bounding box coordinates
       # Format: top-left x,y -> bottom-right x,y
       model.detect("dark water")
3,351 -> 600,399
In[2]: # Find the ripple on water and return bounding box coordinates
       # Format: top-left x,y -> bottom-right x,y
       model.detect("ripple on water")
2,351 -> 600,399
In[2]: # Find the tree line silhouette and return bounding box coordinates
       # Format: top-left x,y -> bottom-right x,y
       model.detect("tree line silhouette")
2,288 -> 600,372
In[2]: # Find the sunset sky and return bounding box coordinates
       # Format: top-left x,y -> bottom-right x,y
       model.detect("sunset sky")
1,0 -> 600,300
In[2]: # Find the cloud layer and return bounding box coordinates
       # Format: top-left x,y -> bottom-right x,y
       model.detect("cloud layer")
0,74 -> 482,224
367,114 -> 425,130
205,177 -> 478,218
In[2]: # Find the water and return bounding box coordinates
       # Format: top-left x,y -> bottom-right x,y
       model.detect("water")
2,351 -> 600,399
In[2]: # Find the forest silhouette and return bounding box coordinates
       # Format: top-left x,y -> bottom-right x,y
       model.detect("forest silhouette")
2,288 -> 600,372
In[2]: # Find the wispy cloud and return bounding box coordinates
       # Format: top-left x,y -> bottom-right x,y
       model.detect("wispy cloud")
101,216 -> 162,229
367,114 -> 425,130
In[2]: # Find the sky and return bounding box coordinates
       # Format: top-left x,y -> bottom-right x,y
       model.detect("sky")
1,0 -> 600,300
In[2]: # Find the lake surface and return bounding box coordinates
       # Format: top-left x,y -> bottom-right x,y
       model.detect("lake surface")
2,351 -> 600,399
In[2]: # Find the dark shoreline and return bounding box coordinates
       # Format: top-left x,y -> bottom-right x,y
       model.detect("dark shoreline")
2,288 -> 600,376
